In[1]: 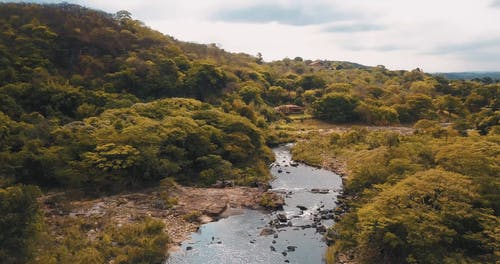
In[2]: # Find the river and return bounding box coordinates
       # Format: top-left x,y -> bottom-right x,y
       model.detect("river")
166,144 -> 343,264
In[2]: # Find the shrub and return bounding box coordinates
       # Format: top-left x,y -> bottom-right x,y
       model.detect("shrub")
182,211 -> 202,223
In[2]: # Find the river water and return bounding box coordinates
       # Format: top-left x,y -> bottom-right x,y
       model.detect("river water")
166,144 -> 343,264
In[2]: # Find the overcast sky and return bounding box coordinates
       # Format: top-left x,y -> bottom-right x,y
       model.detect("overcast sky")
6,0 -> 500,72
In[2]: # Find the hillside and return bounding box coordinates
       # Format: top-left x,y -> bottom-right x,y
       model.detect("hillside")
434,72 -> 500,82
0,3 -> 498,264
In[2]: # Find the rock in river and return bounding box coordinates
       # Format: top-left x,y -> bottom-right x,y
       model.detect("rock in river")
287,246 -> 297,252
277,213 -> 288,222
310,188 -> 330,194
316,225 -> 327,233
296,205 -> 308,211
260,228 -> 276,236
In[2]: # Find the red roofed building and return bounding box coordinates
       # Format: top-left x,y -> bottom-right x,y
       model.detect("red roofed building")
274,104 -> 305,114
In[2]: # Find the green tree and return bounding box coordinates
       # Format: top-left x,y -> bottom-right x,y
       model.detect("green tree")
436,95 -> 465,117
405,94 -> 435,121
354,169 -> 496,263
266,85 -> 289,105
0,185 -> 42,263
184,63 -> 226,100
115,10 -> 132,22
299,74 -> 326,90
238,84 -> 264,105
312,93 -> 359,123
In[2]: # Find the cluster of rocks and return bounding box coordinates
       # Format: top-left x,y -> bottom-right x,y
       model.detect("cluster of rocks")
267,232 -> 297,263
274,161 -> 299,174
266,213 -> 293,230
310,207 -> 331,234
324,192 -> 351,246
270,245 -> 298,256
333,191 -> 349,217
276,169 -> 291,174
262,203 -> 333,235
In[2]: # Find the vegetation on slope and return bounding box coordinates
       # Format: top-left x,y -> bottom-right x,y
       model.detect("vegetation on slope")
0,2 -> 498,263
34,217 -> 169,264
293,126 -> 499,263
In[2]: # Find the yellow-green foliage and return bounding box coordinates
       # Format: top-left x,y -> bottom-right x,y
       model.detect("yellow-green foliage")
353,169 -> 497,263
182,211 -> 202,223
33,217 -> 169,264
294,131 -> 499,263
159,177 -> 179,209
1,98 -> 273,191
291,131 -> 331,167
258,192 -> 284,210
0,3 -> 498,195
0,185 -> 42,263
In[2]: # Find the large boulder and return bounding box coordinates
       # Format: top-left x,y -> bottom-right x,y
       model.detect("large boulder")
277,213 -> 288,222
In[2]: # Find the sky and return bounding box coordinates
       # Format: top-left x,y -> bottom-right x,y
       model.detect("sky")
5,0 -> 500,72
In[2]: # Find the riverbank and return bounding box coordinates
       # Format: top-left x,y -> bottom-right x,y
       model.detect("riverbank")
40,185 -> 284,252
292,147 -> 361,264
167,144 -> 344,264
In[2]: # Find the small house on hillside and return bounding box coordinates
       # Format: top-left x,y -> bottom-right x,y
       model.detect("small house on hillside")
308,60 -> 328,71
274,104 -> 305,115
308,60 -> 324,67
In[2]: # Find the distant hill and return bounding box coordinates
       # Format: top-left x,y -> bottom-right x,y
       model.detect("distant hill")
433,72 -> 500,82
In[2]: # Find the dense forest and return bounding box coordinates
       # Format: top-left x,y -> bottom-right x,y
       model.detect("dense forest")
0,3 -> 498,263
292,126 -> 498,263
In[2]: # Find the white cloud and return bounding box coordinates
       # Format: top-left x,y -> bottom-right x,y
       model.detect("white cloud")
9,0 -> 500,71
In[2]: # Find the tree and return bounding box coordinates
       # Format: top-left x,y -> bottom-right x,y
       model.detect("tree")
409,80 -> 436,95
266,86 -> 288,105
436,95 -> 464,117
238,84 -> 264,105
312,93 -> 359,123
256,52 -> 263,64
299,74 -> 326,90
405,94 -> 435,121
184,63 -> 226,100
353,169 -> 496,263
196,154 -> 233,185
465,92 -> 488,112
355,103 -> 399,125
115,10 -> 132,22
0,185 -> 42,263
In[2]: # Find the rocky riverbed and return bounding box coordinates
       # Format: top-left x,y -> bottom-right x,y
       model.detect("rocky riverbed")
40,185 -> 281,246
167,144 -> 343,264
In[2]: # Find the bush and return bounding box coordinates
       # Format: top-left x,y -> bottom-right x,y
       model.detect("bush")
34,217 -> 169,264
311,93 -> 359,123
108,218 -> 169,264
0,185 -> 42,263
182,211 -> 202,223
